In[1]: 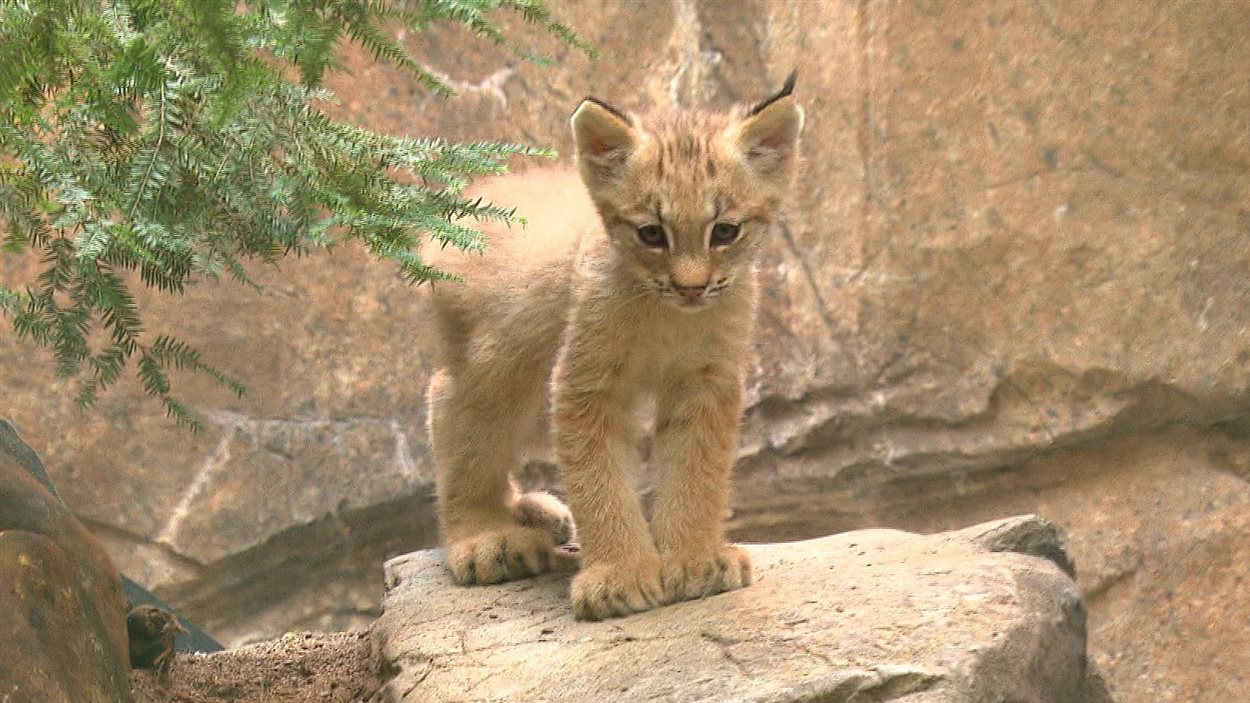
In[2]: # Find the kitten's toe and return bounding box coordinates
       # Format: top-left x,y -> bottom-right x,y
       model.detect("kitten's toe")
661,545 -> 753,603
570,557 -> 665,621
513,491 -> 576,545
446,526 -> 557,585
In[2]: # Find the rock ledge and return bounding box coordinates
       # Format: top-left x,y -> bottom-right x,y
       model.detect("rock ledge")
371,515 -> 1111,703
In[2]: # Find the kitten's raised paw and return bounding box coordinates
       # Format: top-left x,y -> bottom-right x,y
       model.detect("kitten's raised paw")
446,525 -> 558,585
512,491 -> 576,545
661,545 -> 753,603
570,558 -> 665,621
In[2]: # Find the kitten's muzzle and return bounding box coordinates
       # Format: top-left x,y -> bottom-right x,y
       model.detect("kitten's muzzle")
672,283 -> 708,300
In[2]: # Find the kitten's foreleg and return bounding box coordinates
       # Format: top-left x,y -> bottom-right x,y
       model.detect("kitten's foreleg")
555,366 -> 664,620
650,364 -> 752,603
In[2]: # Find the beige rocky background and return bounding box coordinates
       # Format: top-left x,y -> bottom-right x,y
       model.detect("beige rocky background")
2,1 -> 1248,701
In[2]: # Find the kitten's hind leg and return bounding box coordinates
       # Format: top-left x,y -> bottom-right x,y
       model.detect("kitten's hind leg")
513,490 -> 576,546
428,368 -> 575,585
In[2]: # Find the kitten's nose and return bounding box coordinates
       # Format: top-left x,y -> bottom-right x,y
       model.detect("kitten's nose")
670,256 -> 710,298
673,283 -> 707,300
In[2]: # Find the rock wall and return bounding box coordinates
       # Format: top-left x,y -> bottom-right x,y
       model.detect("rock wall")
2,1 -> 1249,701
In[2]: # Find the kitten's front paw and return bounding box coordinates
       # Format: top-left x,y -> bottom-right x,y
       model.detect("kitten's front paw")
446,526 -> 561,585
570,557 -> 665,621
661,545 -> 753,603
512,491 -> 576,545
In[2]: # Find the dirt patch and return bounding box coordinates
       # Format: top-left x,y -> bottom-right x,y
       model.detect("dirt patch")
130,631 -> 382,703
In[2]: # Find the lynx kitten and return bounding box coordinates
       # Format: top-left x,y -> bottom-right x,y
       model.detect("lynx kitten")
424,76 -> 802,620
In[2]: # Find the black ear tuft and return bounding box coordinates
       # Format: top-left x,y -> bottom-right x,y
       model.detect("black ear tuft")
748,71 -> 798,117
578,96 -> 632,125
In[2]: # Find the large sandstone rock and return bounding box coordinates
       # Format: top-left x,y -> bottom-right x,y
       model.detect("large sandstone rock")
0,420 -> 132,702
894,428 -> 1250,703
0,1 -> 1247,700
372,515 -> 1110,703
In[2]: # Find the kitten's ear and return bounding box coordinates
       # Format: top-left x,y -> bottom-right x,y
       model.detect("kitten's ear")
571,98 -> 640,182
733,72 -> 804,186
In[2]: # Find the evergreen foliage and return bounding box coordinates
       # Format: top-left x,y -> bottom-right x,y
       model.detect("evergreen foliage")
0,0 -> 591,429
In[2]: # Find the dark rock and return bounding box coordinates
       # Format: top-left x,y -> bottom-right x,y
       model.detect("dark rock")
0,420 -> 132,701
0,532 -> 132,702
0,419 -> 60,499
127,604 -> 185,678
121,577 -> 222,654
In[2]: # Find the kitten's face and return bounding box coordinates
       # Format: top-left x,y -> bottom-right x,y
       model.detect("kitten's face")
572,82 -> 802,312
594,115 -> 769,312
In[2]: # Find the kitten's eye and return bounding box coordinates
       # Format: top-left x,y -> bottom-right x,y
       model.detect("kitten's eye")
711,222 -> 741,246
636,224 -> 667,249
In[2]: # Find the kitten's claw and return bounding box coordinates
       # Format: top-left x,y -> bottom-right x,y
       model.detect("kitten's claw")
661,545 -> 752,603
446,526 -> 559,585
570,558 -> 665,621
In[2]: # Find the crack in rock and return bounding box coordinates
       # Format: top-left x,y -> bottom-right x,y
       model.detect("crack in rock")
157,421 -> 239,546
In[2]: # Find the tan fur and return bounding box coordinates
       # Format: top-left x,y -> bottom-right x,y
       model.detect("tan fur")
424,81 -> 802,620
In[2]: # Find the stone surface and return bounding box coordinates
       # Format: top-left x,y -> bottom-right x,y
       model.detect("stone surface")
0,1 -> 1247,699
0,419 -> 132,702
895,428 -> 1250,703
372,515 -> 1108,703
0,533 -> 132,703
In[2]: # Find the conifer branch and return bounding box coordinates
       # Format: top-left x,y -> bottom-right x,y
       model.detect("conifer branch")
0,0 -> 592,429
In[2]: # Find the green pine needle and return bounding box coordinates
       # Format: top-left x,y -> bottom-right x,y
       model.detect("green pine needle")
0,0 -> 593,429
